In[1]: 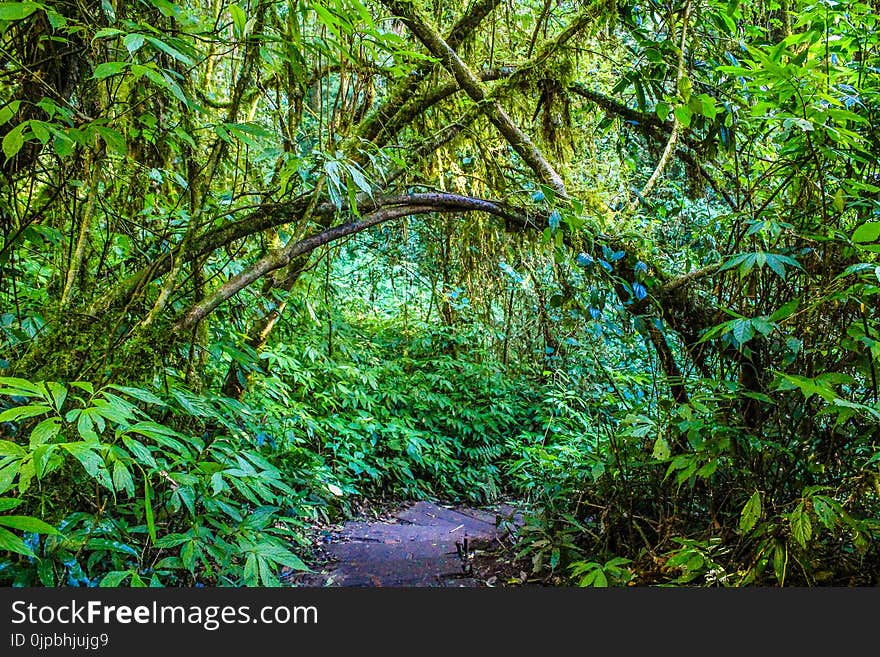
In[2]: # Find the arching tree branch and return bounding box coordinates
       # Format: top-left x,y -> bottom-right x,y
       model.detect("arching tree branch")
173,193 -> 531,332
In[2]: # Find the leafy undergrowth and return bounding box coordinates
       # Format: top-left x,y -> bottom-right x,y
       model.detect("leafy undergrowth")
0,319 -> 545,587
506,384 -> 880,587
2,312 -> 880,587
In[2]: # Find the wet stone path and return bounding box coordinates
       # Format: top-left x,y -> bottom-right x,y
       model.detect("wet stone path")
291,501 -> 521,587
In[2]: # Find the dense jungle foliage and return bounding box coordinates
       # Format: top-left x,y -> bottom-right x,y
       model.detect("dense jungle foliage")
0,0 -> 879,587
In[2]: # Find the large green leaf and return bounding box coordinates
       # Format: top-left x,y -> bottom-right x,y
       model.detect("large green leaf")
0,403 -> 51,423
29,417 -> 60,447
739,491 -> 762,533
790,504 -> 812,548
0,525 -> 34,557
0,514 -> 60,534
0,2 -> 41,21
852,222 -> 880,244
60,442 -> 112,488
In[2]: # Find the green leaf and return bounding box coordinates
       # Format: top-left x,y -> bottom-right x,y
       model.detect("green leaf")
76,411 -> 98,442
144,478 -> 157,544
655,101 -> 670,122
699,94 -> 717,120
0,2 -> 41,21
243,553 -> 259,586
770,298 -> 799,322
144,36 -> 193,66
2,122 -> 27,161
52,130 -> 75,157
252,543 -> 309,570
673,104 -> 692,128
29,120 -> 49,143
112,461 -> 135,496
259,556 -> 279,587
790,503 -> 812,548
70,381 -> 94,396
0,497 -> 23,512
92,61 -> 129,80
0,526 -> 34,557
230,3 -> 246,37
29,417 -> 60,447
121,436 -> 157,468
0,440 -> 25,456
108,384 -> 165,406
347,163 -> 373,198
145,0 -> 176,17
45,382 -> 67,412
0,377 -> 44,396
731,319 -> 755,346
123,33 -> 145,54
37,557 -> 54,585
853,222 -> 880,244
86,538 -> 139,556
127,421 -> 182,438
96,127 -> 126,155
740,491 -> 762,533
225,122 -> 273,145
14,463 -> 33,495
584,568 -> 608,587
0,462 -> 17,494
0,403 -> 51,423
811,496 -> 837,529
765,255 -> 787,280
652,436 -> 671,461
783,117 -> 813,132
0,514 -> 60,534
93,27 -> 125,39
100,570 -> 132,587
773,543 -> 786,585
777,374 -> 837,403
32,444 -> 57,479
0,100 -> 20,126
60,442 -> 111,488
677,76 -> 692,101
696,459 -> 718,478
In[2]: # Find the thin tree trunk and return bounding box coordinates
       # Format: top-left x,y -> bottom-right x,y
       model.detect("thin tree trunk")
60,150 -> 100,309
501,284 -> 515,366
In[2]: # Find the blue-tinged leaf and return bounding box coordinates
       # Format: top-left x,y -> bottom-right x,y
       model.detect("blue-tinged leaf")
576,253 -> 594,267
86,538 -> 139,556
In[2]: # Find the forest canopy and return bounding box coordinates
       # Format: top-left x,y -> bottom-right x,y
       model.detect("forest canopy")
0,0 -> 878,586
